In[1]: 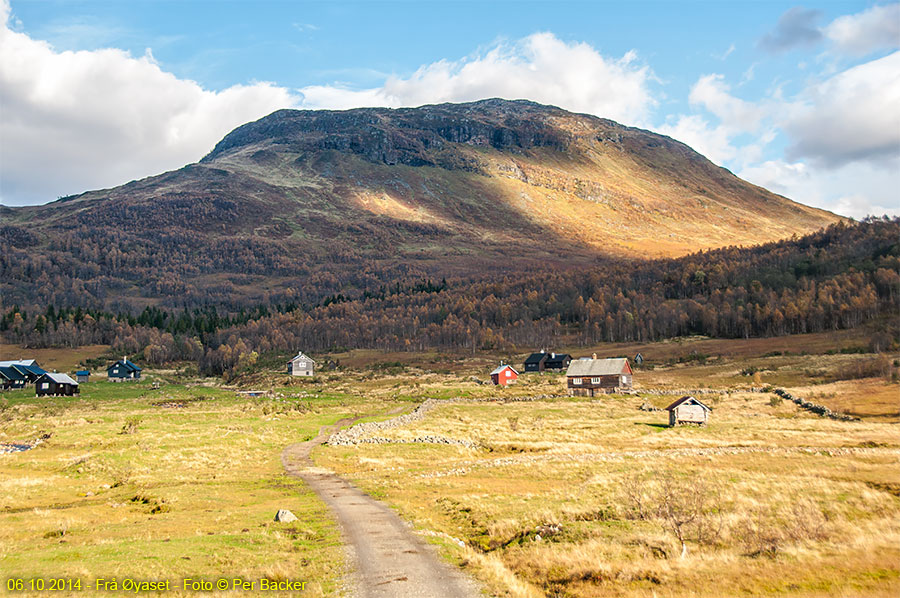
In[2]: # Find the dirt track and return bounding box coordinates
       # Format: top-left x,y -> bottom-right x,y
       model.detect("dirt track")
281,415 -> 481,598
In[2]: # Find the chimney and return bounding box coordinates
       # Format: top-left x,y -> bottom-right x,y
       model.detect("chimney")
540,349 -> 545,353
551,352 -> 555,358
592,353 -> 597,359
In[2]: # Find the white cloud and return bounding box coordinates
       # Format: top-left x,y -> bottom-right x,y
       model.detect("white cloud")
825,3 -> 900,56
0,15 -> 656,205
740,159 -> 900,219
0,0 -> 299,205
782,51 -> 900,168
299,33 -> 656,128
657,115 -> 737,164
688,74 -> 767,132
659,47 -> 899,218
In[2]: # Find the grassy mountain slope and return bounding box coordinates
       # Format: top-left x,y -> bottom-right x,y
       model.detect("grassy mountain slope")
0,99 -> 840,310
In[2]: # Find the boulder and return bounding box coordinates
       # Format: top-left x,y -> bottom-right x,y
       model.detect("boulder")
274,509 -> 298,523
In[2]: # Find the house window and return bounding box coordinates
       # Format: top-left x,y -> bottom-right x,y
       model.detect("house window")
41,383 -> 49,389
591,377 -> 601,384
572,378 -> 582,385
505,370 -> 512,377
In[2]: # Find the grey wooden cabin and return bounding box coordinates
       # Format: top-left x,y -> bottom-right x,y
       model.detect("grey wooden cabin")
666,396 -> 711,426
287,351 -> 315,377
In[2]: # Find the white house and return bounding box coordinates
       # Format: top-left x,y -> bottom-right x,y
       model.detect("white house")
287,351 -> 315,377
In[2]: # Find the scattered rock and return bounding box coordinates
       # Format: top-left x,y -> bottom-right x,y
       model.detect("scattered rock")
536,523 -> 562,537
274,509 -> 298,523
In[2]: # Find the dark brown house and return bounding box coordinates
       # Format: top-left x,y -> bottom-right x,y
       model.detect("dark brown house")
524,351 -> 549,372
545,353 -> 571,370
566,357 -> 633,396
35,373 -> 80,397
524,351 -> 571,372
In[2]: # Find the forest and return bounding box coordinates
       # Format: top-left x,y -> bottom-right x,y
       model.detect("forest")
1,218 -> 897,375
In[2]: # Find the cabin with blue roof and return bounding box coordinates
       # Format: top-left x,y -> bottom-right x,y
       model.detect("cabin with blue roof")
107,357 -> 142,382
75,370 -> 91,383
0,366 -> 27,390
0,360 -> 46,385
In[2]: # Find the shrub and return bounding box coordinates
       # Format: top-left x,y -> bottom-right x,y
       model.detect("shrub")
120,416 -> 142,435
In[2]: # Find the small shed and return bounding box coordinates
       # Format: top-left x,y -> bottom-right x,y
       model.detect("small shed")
666,396 -> 711,426
0,366 -> 27,390
287,351 -> 315,377
108,358 -> 142,381
634,353 -> 644,366
566,357 -> 633,396
524,351 -> 549,373
490,364 -> 519,386
35,373 -> 80,396
75,370 -> 90,383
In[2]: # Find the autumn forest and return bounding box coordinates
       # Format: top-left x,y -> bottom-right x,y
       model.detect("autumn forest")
2,218 -> 897,375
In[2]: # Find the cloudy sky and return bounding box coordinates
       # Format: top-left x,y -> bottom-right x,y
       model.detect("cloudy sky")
1,0 -> 898,218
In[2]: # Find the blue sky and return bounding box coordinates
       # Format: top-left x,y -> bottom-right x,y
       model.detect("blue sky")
1,0 -> 898,217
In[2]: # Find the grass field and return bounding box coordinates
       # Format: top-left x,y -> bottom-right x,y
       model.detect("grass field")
1,333 -> 898,597
315,391 -> 900,597
0,380 -> 399,597
308,339 -> 899,598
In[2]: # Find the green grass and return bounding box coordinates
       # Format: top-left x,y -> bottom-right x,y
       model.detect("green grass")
0,381 -> 396,597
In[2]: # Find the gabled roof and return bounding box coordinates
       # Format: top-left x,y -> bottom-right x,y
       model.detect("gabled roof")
566,358 -> 629,377
288,351 -> 316,364
524,352 -> 548,364
666,396 -> 711,411
0,359 -> 37,367
10,363 -> 46,378
109,359 -> 141,372
19,364 -> 47,376
490,364 -> 518,376
39,372 -> 79,385
0,366 -> 26,381
545,353 -> 571,362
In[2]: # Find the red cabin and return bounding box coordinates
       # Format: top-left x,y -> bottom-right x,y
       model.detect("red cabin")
490,364 -> 519,386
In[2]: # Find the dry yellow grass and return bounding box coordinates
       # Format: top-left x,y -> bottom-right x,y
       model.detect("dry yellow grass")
0,343 -> 109,372
315,353 -> 900,598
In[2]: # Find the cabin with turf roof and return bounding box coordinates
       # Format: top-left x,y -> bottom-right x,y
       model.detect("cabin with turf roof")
108,357 -> 142,381
566,356 -> 633,396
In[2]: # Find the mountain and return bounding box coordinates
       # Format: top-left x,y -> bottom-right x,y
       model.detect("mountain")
0,99 -> 840,311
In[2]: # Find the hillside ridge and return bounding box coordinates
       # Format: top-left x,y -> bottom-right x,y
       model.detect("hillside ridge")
0,98 -> 841,311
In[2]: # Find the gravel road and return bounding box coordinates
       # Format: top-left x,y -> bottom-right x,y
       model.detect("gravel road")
281,413 -> 481,598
